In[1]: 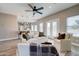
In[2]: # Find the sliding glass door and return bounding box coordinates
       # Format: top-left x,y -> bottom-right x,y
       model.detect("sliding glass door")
52,22 -> 57,37
67,15 -> 79,37
35,25 -> 38,31
39,23 -> 43,32
47,22 -> 51,37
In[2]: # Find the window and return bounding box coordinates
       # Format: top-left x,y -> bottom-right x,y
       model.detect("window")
31,25 -> 34,31
67,15 -> 79,37
39,23 -> 43,32
47,22 -> 51,36
20,25 -> 24,31
35,25 -> 38,31
52,22 -> 57,37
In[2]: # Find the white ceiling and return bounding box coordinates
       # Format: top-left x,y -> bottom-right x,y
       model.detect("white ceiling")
0,3 -> 78,22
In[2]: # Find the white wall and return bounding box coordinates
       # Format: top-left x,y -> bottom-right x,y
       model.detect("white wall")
0,13 -> 18,41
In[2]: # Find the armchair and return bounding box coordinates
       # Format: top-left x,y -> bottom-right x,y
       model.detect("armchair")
54,33 -> 72,55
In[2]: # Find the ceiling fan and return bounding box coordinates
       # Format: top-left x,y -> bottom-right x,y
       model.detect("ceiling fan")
25,4 -> 44,16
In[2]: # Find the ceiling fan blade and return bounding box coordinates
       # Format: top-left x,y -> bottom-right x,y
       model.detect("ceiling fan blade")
25,10 -> 32,12
36,11 -> 43,14
33,12 -> 35,15
28,4 -> 34,9
37,7 -> 44,10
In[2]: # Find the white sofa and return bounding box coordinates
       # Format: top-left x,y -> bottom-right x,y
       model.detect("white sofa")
16,43 -> 30,56
54,33 -> 72,55
16,37 -> 54,56
20,31 -> 39,43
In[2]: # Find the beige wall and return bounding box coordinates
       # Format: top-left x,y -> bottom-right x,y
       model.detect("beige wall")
0,13 -> 18,41
33,4 -> 79,35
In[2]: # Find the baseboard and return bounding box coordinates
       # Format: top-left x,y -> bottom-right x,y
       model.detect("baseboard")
0,37 -> 18,41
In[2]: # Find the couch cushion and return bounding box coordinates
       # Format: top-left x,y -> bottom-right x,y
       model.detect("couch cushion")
39,32 -> 45,37
34,31 -> 39,37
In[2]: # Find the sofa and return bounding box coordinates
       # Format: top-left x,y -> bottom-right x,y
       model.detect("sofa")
54,33 -> 72,55
20,31 -> 45,43
16,42 -> 59,56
